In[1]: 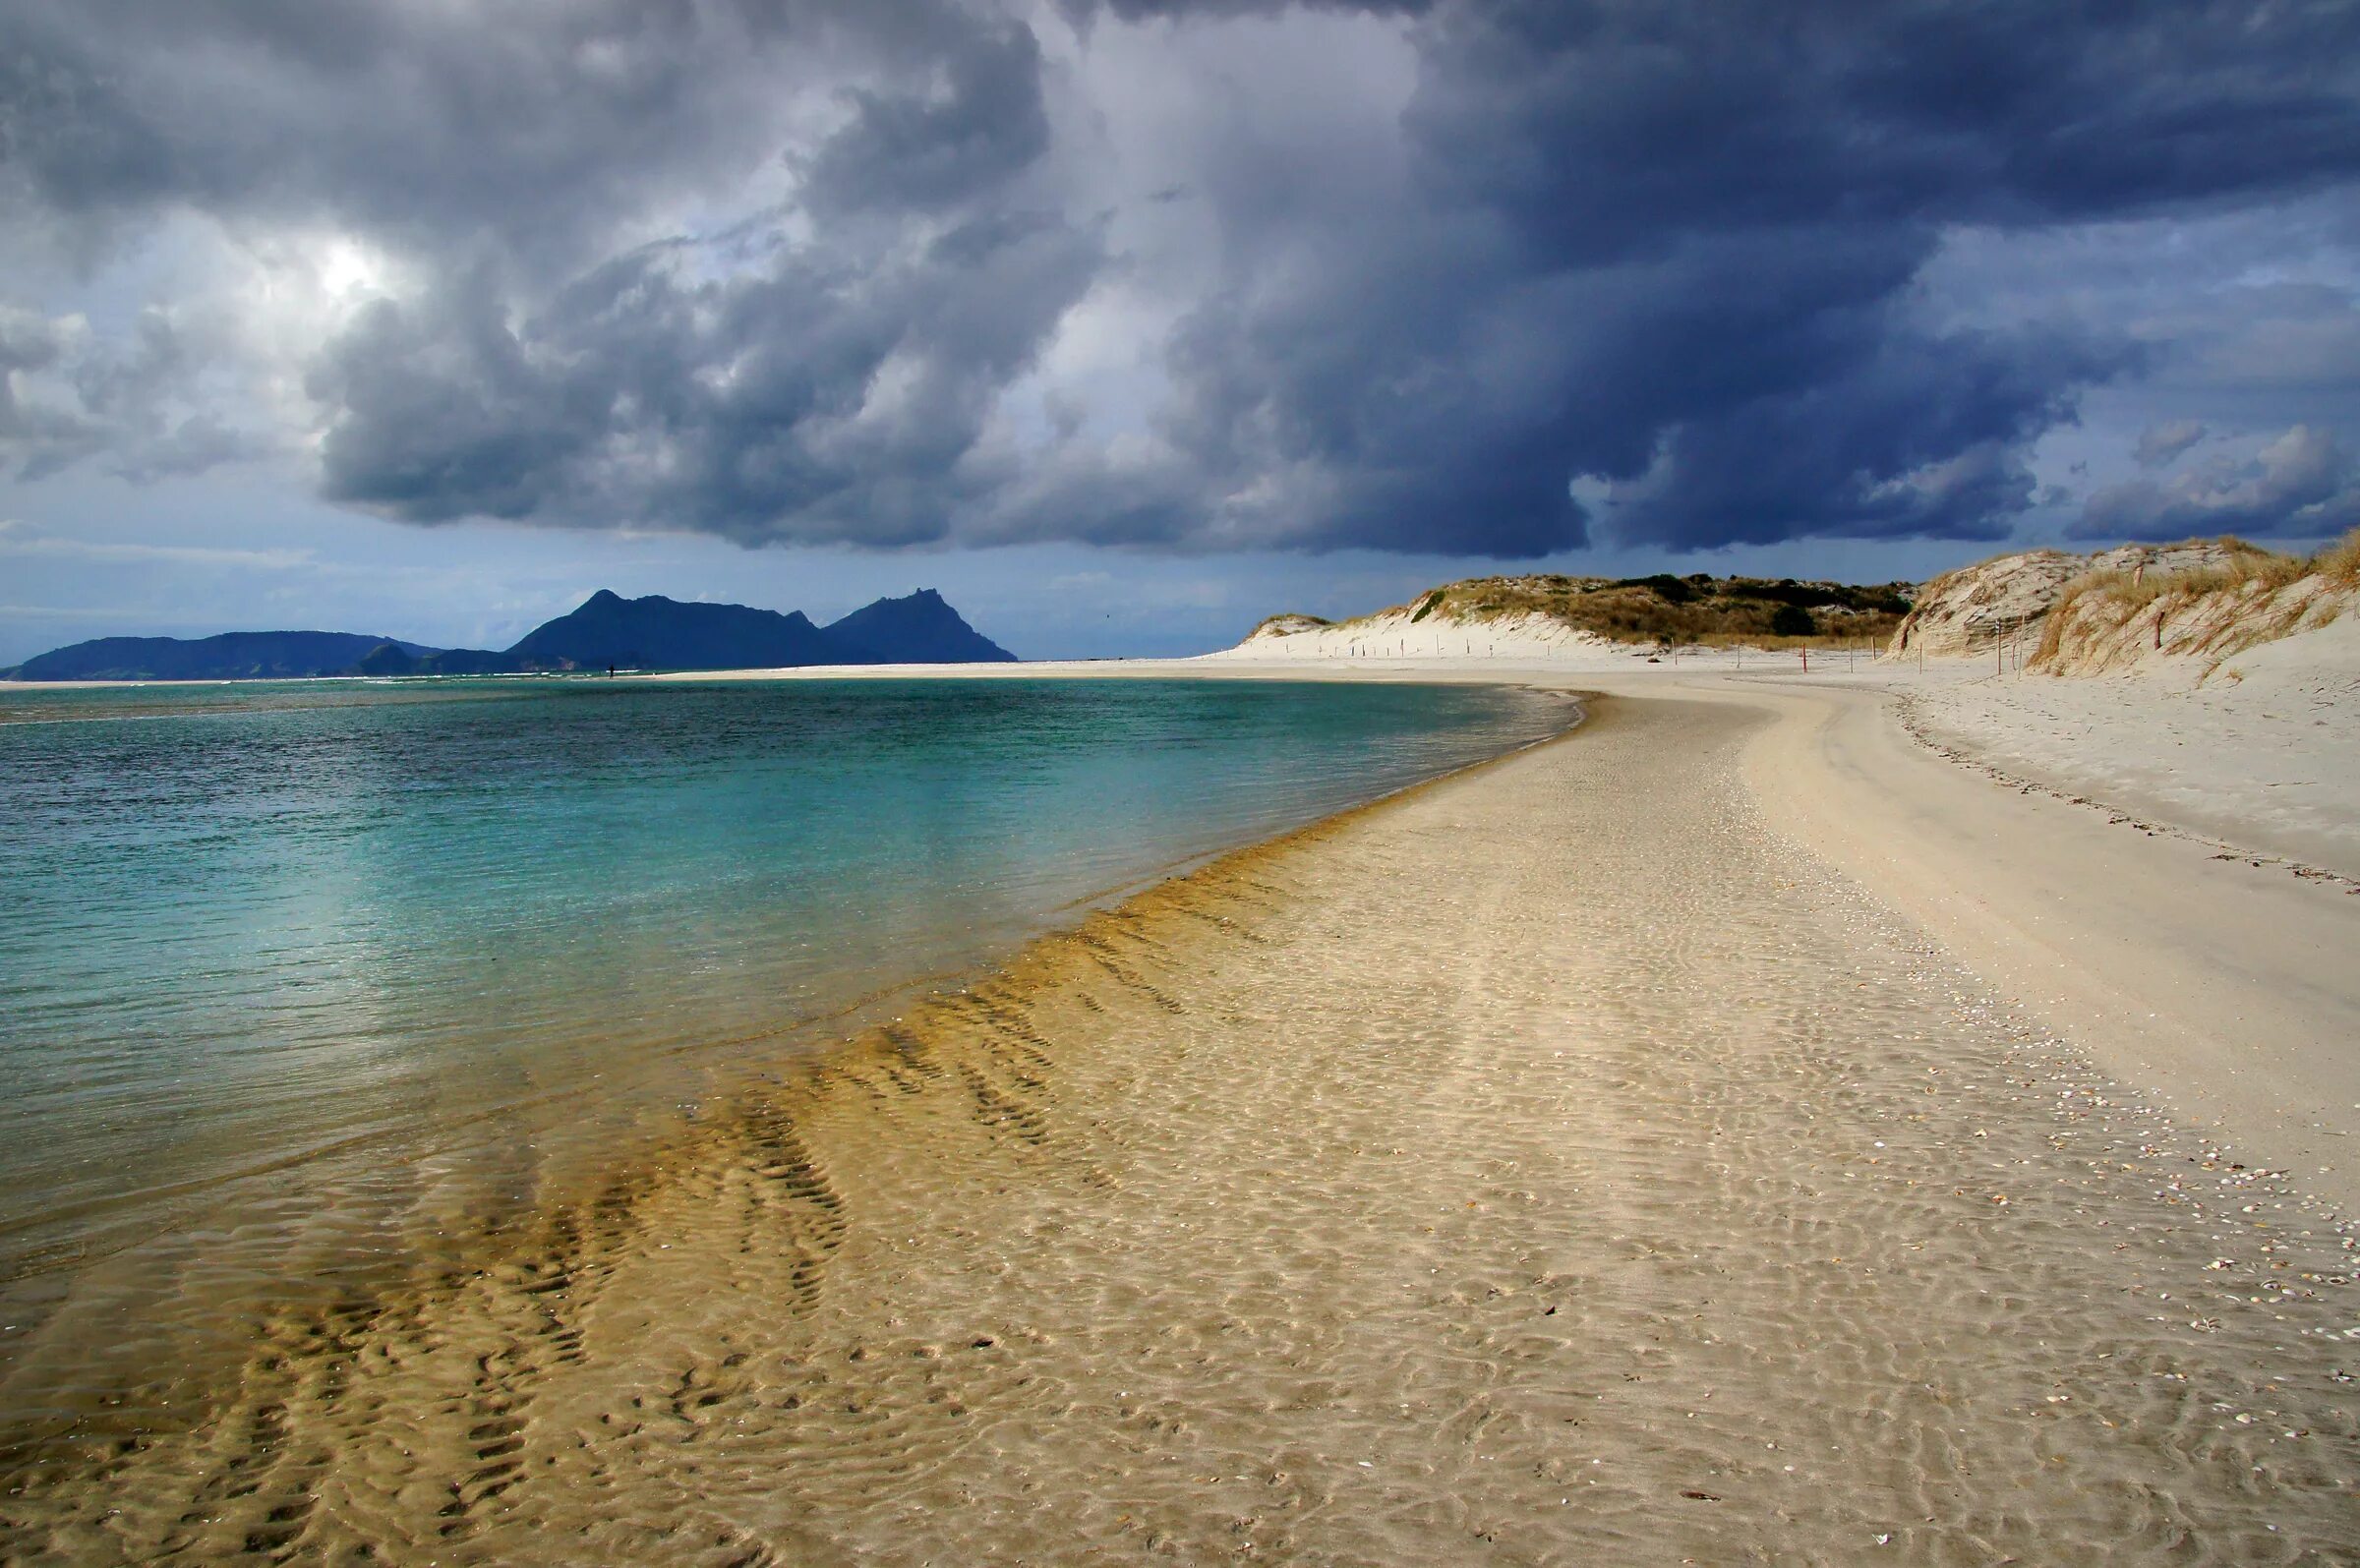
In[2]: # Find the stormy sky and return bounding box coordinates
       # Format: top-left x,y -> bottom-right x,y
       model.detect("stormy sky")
4,0 -> 2358,661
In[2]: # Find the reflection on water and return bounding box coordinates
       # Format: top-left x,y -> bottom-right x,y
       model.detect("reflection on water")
0,674 -> 1570,1434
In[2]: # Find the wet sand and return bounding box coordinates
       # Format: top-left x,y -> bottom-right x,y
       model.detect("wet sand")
1739,674 -> 2360,1220
7,689 -> 2359,1564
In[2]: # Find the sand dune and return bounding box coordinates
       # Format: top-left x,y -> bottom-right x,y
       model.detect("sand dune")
9,687 -> 2357,1565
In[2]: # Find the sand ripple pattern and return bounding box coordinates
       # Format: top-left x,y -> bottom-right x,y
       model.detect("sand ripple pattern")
6,695 -> 2358,1564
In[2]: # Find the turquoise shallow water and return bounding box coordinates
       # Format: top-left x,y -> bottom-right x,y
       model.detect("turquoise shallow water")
0,675 -> 1571,1308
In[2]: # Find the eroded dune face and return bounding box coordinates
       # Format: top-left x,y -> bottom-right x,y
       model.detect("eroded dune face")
8,699 -> 2358,1566
1891,542 -> 2250,661
2031,574 -> 2360,681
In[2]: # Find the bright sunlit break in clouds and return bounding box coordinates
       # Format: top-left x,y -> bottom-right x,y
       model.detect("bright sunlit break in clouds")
3,0 -> 2358,661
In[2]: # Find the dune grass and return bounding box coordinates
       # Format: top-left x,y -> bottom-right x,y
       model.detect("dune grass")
2031,530 -> 2357,668
2311,526 -> 2360,585
1246,612 -> 1332,638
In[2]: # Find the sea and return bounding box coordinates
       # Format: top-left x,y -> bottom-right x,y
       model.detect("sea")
0,672 -> 1572,1444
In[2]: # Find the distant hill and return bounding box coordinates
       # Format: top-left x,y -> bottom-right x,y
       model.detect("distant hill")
502,589 -> 844,672
3,589 -> 1017,680
822,589 -> 1016,665
8,630 -> 442,682
353,643 -> 521,677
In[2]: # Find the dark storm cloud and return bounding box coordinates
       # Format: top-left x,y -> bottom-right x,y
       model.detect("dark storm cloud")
1139,209 -> 2136,553
1068,0 -> 1431,19
1140,0 -> 2360,553
799,22 -> 1051,215
1406,1 -> 2360,252
1586,321 -> 2136,551
4,0 -> 2359,554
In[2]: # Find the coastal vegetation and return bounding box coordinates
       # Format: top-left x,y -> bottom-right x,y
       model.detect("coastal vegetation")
1886,528 -> 2359,674
2042,528 -> 2360,619
1260,572 -> 1914,651
1421,572 -> 1912,645
2030,528 -> 2360,675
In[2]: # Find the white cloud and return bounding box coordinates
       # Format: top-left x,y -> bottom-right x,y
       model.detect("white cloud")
2077,423 -> 2360,540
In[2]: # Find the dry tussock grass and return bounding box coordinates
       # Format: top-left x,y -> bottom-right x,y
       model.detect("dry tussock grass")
2035,539 -> 2285,661
2311,526 -> 2360,584
2032,531 -> 2358,669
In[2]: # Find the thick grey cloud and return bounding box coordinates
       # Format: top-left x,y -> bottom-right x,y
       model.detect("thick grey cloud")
2076,425 -> 2360,542
2135,421 -> 2209,470
4,0 -> 2358,555
800,22 -> 1050,216
309,211 -> 1103,545
0,308 -> 96,478
0,1 -> 979,261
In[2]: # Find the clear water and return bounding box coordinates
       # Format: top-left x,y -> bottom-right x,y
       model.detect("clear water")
0,676 -> 1570,1314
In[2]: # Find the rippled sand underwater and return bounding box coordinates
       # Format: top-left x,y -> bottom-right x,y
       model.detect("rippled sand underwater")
6,695 -> 2358,1565
0,675 -> 1570,1437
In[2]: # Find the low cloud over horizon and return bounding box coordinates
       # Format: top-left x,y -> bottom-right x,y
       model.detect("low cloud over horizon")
3,0 -> 2358,605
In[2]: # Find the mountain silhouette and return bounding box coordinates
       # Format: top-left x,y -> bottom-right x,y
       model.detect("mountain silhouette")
5,589 -> 1017,679
8,631 -> 442,682
822,589 -> 1016,665
502,590 -> 842,672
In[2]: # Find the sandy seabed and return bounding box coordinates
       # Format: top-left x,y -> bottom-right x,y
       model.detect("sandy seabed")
5,692 -> 2357,1565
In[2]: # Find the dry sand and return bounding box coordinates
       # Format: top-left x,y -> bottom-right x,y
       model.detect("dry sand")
7,682 -> 2358,1565
1890,623 -> 2360,882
